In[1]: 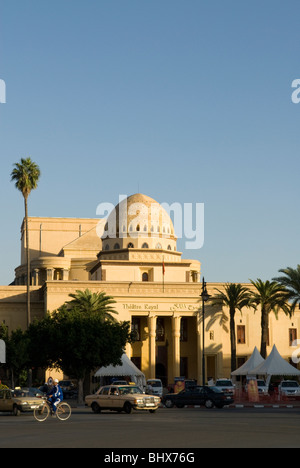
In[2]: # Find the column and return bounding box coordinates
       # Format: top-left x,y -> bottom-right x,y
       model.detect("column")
46,268 -> 54,282
172,316 -> 181,380
148,315 -> 157,379
197,326 -> 202,385
33,269 -> 40,286
62,269 -> 70,281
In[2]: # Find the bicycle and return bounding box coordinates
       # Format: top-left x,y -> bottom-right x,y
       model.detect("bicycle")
34,399 -> 72,422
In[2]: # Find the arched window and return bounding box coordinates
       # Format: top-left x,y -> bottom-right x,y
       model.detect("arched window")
155,243 -> 162,249
136,224 -> 140,232
142,272 -> 149,282
127,242 -> 134,249
142,243 -> 149,249
105,244 -> 110,251
167,245 -> 172,250
114,243 -> 120,250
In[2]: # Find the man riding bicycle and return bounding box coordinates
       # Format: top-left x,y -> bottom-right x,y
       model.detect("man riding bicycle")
47,379 -> 64,415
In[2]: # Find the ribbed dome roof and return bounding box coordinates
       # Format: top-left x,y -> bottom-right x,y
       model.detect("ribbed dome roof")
114,194 -> 175,238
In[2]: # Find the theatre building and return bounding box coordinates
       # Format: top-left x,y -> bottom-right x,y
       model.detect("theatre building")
0,193 -> 299,385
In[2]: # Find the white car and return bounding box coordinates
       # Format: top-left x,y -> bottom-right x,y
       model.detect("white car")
245,379 -> 269,395
278,380 -> 300,397
146,379 -> 163,398
215,379 -> 235,396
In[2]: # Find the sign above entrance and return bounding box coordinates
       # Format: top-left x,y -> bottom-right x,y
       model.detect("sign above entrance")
122,303 -> 199,313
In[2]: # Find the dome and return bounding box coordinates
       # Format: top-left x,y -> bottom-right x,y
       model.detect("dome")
102,194 -> 177,251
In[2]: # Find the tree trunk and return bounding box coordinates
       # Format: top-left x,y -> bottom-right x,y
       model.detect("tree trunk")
78,377 -> 85,406
24,196 -> 30,328
260,306 -> 269,359
24,196 -> 32,387
230,308 -> 237,373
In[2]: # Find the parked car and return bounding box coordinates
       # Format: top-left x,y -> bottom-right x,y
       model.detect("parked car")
146,379 -> 163,397
162,386 -> 234,409
0,388 -> 45,416
278,380 -> 300,397
59,380 -> 78,399
111,380 -> 128,386
85,385 -> 161,414
215,379 -> 235,396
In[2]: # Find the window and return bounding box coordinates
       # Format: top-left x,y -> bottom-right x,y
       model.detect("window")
180,357 -> 189,379
127,243 -> 134,249
155,243 -> 162,249
142,243 -> 149,249
180,318 -> 188,342
131,356 -> 141,370
289,328 -> 297,346
237,325 -> 246,344
132,318 -> 141,341
142,272 -> 149,282
156,318 -> 165,342
114,243 -> 120,250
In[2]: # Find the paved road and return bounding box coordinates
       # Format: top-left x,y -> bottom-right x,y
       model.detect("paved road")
0,406 -> 300,449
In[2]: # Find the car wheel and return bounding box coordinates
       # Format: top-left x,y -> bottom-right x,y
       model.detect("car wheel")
176,403 -> 185,409
13,405 -> 20,416
205,399 -> 214,409
123,402 -> 132,414
91,402 -> 101,414
164,399 -> 174,409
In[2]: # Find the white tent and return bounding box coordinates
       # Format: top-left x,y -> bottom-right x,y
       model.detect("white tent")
248,344 -> 300,385
231,347 -> 265,377
94,354 -> 146,389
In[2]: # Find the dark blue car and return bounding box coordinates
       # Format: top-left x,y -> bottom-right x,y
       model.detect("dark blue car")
163,386 -> 234,409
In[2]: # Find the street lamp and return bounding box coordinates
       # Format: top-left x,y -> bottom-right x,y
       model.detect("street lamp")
201,277 -> 210,386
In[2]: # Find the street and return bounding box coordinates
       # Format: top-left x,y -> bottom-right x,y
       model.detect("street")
0,406 -> 300,449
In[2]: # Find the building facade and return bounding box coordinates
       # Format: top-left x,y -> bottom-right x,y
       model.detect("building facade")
0,193 -> 299,385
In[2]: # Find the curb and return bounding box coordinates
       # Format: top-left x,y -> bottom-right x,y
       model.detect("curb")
162,404 -> 300,409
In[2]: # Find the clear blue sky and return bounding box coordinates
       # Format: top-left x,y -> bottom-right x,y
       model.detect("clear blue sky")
0,0 -> 299,285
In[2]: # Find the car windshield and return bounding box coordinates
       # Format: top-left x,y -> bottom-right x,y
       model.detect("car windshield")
147,381 -> 162,388
119,387 -> 142,395
257,381 -> 266,387
209,387 -> 223,393
282,382 -> 299,388
13,388 -> 43,398
216,381 -> 232,387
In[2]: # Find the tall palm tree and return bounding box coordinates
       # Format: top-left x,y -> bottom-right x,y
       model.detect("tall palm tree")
66,289 -> 118,322
249,279 -> 291,359
273,265 -> 300,312
210,283 -> 253,373
11,158 -> 41,328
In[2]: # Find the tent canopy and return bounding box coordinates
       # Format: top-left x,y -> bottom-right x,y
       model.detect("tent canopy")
248,345 -> 300,377
94,354 -> 145,380
231,347 -> 265,376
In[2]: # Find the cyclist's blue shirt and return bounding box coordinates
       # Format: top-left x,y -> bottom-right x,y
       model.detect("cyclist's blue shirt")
48,384 -> 63,401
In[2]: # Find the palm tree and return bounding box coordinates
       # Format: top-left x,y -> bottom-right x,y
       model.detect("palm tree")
273,266 -> 300,312
66,289 -> 118,322
210,283 -> 253,373
249,279 -> 291,359
11,158 -> 41,328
